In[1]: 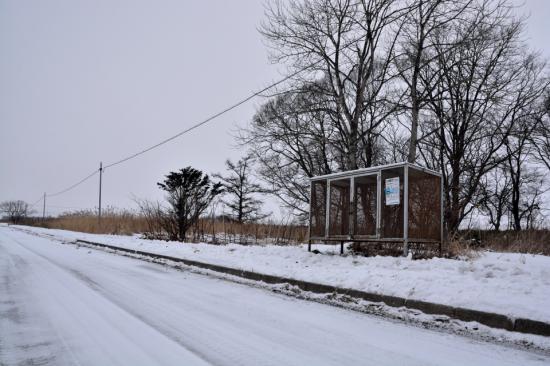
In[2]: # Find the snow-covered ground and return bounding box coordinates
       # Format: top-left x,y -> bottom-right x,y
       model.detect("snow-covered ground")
1,225 -> 549,365
11,225 -> 550,324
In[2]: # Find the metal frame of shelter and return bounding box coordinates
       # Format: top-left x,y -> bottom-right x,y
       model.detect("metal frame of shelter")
308,162 -> 444,256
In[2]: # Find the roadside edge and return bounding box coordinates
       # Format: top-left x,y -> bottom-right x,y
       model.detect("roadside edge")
75,238 -> 550,338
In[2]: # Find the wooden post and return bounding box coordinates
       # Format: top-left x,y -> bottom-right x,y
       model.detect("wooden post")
98,162 -> 103,226
42,192 -> 46,221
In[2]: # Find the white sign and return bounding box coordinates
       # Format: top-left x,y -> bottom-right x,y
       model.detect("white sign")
385,177 -> 400,205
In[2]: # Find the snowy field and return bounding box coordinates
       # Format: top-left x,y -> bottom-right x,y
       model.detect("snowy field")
1,225 -> 549,366
11,224 -> 550,324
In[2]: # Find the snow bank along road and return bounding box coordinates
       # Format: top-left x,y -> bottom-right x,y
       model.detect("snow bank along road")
1,226 -> 548,366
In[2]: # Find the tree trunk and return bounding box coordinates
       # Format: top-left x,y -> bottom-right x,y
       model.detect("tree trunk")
448,162 -> 462,233
408,98 -> 419,163
511,187 -> 522,231
178,218 -> 186,242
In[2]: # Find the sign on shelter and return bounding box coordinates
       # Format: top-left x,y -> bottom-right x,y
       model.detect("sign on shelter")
385,177 -> 400,206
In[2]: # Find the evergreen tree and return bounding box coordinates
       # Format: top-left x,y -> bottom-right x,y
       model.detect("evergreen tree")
158,167 -> 222,241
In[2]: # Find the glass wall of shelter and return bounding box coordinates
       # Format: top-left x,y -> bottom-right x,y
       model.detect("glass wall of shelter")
309,163 -> 442,243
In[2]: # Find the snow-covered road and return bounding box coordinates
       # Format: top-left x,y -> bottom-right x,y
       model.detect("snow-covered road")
19,225 -> 550,323
0,226 -> 548,366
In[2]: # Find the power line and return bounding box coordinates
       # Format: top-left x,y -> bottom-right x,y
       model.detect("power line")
102,6 -> 371,170
47,204 -> 95,209
39,32 -> 369,203
103,61 -> 323,170
31,60 -> 318,205
29,196 -> 44,208
46,169 -> 99,198
39,61 -> 318,204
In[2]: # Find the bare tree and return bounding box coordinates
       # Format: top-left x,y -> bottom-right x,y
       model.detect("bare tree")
261,0 -> 409,170
533,92 -> 550,171
477,167 -> 512,231
520,183 -> 545,230
504,118 -> 547,230
475,99 -> 548,232
214,155 -> 269,223
243,81 -> 340,216
247,0 -> 411,215
247,0 -> 548,232
244,78 -> 392,216
134,198 -> 177,240
417,0 -> 548,232
394,0 -> 472,163
0,200 -> 32,224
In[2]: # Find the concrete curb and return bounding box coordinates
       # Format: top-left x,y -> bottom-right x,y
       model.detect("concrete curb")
76,239 -> 550,338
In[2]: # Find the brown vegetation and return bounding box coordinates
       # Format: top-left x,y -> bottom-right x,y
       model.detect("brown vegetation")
28,209 -> 148,236
22,211 -> 549,256
25,210 -> 308,245
454,229 -> 550,256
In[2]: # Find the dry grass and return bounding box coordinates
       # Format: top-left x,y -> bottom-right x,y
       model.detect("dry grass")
25,210 -> 308,244
442,239 -> 481,259
477,229 -> 550,255
23,211 -> 550,255
29,209 -> 148,236
191,219 -> 308,244
444,229 -> 550,257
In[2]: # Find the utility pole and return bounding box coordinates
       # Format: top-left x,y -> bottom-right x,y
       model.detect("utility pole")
98,162 -> 103,226
42,192 -> 46,221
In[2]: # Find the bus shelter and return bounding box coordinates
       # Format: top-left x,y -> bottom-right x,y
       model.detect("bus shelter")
309,162 -> 443,256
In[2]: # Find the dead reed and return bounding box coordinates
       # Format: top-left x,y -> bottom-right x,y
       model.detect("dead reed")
22,211 -> 550,255
25,210 -> 308,244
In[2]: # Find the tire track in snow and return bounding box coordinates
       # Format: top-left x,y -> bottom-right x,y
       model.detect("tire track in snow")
5,234 -> 322,366
0,229 -> 214,366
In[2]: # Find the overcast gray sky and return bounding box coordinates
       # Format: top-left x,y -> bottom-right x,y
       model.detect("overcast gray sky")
1,0 -> 549,217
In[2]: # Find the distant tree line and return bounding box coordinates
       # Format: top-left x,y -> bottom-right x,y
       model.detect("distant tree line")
0,200 -> 32,224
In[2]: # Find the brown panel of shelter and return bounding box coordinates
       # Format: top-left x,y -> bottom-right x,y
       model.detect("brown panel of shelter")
328,178 -> 350,237
310,180 -> 327,238
408,168 -> 441,241
353,174 -> 377,237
